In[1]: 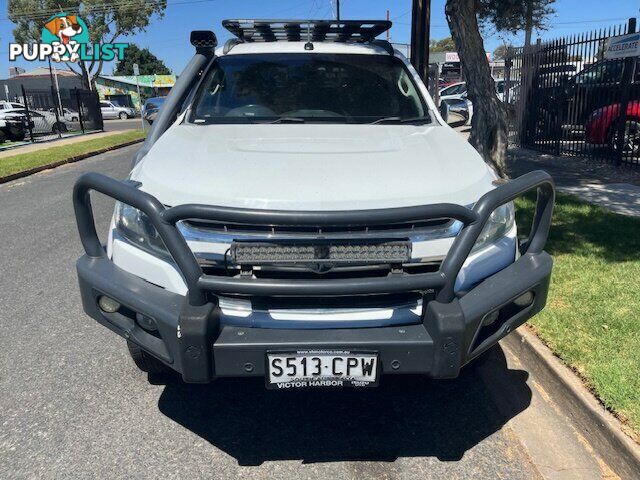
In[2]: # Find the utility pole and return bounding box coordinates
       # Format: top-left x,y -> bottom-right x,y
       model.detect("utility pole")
410,0 -> 431,83
336,0 -> 340,21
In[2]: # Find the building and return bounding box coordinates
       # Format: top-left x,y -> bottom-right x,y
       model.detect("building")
0,66 -> 82,109
95,75 -> 176,111
0,67 -> 177,112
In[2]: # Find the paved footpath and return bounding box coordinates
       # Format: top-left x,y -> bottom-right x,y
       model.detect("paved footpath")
0,146 -> 617,479
507,147 -> 640,217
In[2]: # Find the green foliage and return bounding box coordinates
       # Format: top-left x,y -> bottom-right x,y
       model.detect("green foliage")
478,0 -> 556,35
429,37 -> 457,53
516,193 -> 640,434
0,130 -> 146,178
7,0 -> 167,84
8,0 -> 167,44
114,44 -> 171,75
492,43 -> 514,60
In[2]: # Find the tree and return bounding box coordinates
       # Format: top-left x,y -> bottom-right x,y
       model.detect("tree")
493,42 -> 514,60
8,0 -> 167,88
445,0 -> 508,176
114,44 -> 171,76
429,37 -> 457,53
478,0 -> 556,47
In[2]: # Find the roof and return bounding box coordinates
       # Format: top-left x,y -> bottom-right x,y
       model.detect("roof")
223,19 -> 392,44
11,67 -> 78,78
98,74 -> 176,88
219,41 -> 393,56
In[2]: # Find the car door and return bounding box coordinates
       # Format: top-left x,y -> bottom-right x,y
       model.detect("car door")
24,111 -> 48,134
100,101 -> 116,119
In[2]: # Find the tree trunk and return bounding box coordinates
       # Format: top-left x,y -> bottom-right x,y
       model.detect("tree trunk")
524,0 -> 534,47
79,61 -> 91,90
445,0 -> 508,177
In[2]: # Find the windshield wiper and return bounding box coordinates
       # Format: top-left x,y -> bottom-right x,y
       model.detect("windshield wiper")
259,117 -> 306,124
369,116 -> 431,125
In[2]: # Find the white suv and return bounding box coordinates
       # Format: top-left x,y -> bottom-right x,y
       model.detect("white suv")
74,21 -> 555,388
100,100 -> 135,120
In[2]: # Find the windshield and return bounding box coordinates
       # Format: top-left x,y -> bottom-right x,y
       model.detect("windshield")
188,53 -> 429,124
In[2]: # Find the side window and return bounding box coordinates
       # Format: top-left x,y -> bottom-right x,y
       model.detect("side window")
575,60 -> 624,85
496,81 -> 505,94
11,103 -> 23,109
100,102 -> 110,108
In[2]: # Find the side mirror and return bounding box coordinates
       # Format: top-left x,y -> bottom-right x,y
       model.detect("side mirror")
190,30 -> 218,54
439,102 -> 450,123
440,99 -> 468,126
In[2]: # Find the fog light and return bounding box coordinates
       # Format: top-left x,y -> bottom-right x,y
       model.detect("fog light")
136,313 -> 158,332
482,310 -> 500,326
514,291 -> 535,307
98,295 -> 120,313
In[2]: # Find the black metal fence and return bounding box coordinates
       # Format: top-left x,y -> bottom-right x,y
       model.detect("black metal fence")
505,18 -> 639,167
0,84 -> 103,147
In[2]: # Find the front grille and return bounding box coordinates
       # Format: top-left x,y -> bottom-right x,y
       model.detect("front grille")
201,261 -> 441,279
183,218 -> 453,236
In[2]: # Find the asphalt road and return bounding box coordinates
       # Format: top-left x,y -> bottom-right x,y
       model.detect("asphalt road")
0,145 -> 609,479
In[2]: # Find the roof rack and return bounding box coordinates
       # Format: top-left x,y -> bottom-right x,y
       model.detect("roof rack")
222,19 -> 392,44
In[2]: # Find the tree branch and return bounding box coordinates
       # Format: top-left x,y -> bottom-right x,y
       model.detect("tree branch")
65,62 -> 82,76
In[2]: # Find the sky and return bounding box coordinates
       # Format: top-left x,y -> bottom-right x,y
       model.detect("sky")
0,0 -> 638,77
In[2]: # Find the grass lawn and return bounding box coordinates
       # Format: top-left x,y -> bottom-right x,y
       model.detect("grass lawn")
0,130 -> 145,178
516,193 -> 640,437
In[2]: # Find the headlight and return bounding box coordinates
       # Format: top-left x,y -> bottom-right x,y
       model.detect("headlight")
472,202 -> 515,252
114,202 -> 170,258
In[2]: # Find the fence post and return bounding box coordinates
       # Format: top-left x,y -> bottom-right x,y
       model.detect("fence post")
75,88 -> 85,134
50,85 -> 62,139
613,17 -> 637,165
21,85 -> 34,143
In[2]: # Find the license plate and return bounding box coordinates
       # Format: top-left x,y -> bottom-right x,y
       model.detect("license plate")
266,350 -> 379,389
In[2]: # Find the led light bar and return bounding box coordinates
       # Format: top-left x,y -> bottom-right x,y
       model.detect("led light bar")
231,241 -> 411,265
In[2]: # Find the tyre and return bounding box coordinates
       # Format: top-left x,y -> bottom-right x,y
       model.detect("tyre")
127,341 -> 170,374
119,111 -> 128,120
609,120 -> 640,157
52,122 -> 67,134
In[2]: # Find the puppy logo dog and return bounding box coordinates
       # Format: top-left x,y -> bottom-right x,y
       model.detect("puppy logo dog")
43,15 -> 85,62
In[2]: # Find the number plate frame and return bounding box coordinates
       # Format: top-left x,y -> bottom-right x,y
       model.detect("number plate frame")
266,350 -> 380,389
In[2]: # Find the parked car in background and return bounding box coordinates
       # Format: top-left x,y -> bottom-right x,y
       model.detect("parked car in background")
0,101 -> 28,111
47,107 -> 80,122
439,79 -> 510,103
0,108 -> 69,135
100,101 -> 136,120
142,97 -> 166,125
585,100 -> 640,156
439,81 -> 467,101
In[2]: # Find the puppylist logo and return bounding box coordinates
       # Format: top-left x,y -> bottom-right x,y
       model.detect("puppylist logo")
9,13 -> 128,63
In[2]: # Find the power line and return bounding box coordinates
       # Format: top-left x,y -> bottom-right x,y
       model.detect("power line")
2,0 -> 217,22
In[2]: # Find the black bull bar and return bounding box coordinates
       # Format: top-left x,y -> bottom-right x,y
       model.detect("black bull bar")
73,170 -> 555,382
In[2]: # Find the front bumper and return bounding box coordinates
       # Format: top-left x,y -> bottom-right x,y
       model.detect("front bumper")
74,170 -> 555,383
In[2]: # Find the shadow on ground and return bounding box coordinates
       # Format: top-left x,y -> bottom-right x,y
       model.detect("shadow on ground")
156,345 -> 530,466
